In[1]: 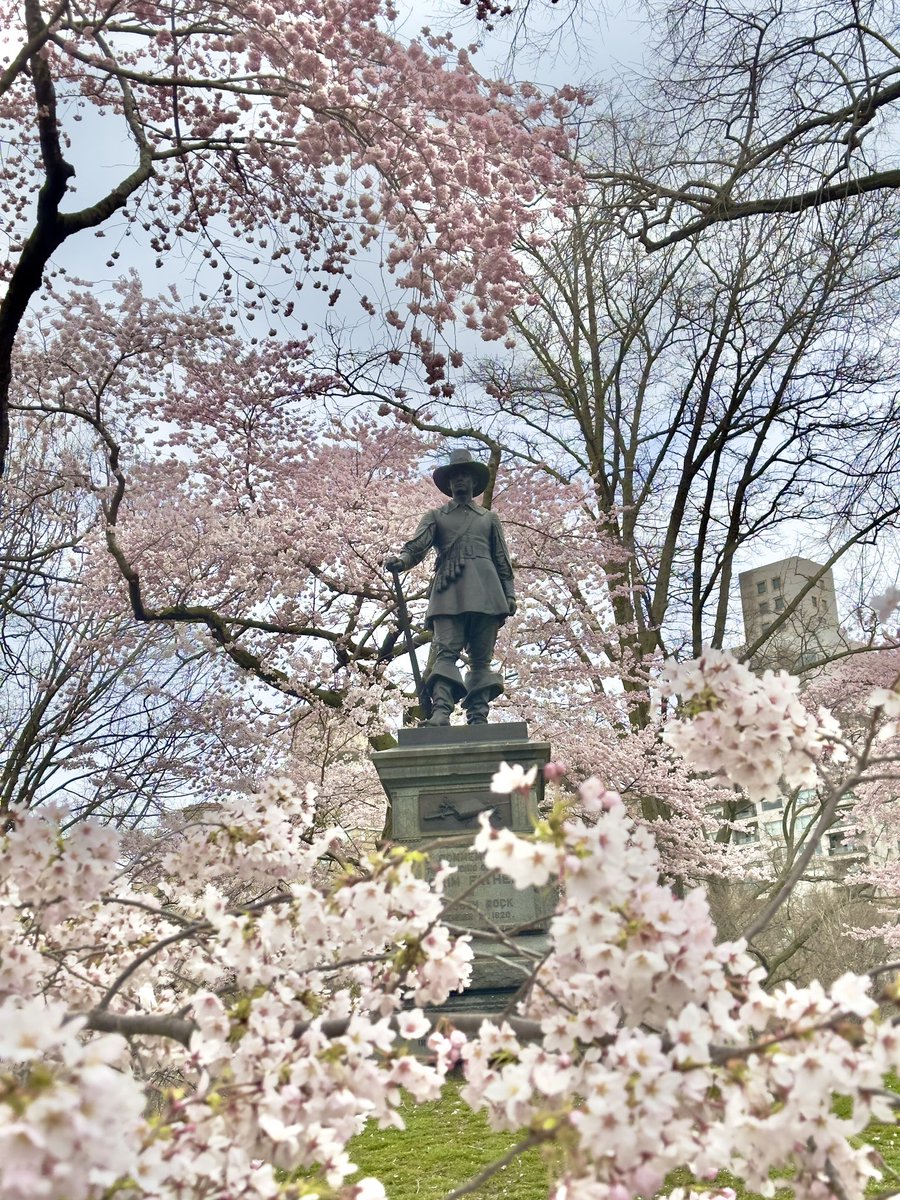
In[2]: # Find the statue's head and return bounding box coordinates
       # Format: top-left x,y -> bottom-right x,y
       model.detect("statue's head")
432,448 -> 490,497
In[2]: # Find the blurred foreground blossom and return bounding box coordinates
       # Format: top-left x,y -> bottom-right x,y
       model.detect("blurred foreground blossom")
490,761 -> 538,794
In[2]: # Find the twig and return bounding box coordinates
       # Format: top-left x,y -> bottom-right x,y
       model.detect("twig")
824,1154 -> 852,1200
442,1133 -> 544,1200
742,773 -> 865,942
84,1009 -> 194,1047
95,892 -> 292,1009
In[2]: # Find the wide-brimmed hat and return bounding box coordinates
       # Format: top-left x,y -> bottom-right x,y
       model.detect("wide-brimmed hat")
432,448 -> 491,497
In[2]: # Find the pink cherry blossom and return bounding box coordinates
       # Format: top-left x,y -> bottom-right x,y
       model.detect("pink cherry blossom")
661,649 -> 844,803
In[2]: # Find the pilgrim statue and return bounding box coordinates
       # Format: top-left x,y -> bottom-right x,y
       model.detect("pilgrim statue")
384,449 -> 516,726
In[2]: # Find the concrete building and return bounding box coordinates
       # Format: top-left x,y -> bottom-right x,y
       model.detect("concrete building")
738,555 -> 841,671
728,791 -> 865,878
733,556 -> 863,875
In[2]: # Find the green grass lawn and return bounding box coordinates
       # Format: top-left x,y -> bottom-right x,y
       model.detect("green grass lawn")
345,1079 -> 900,1200
348,1079 -> 551,1199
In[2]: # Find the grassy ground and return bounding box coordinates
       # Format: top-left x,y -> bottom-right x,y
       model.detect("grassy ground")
346,1079 -> 900,1200
348,1079 -> 551,1199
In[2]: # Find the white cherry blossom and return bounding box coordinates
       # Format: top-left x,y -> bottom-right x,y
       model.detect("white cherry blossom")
0,679 -> 897,1200
490,761 -> 538,794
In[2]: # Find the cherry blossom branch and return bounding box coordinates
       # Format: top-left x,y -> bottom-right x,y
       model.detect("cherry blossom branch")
100,895 -> 196,927
824,1152 -> 854,1200
81,991 -> 892,1071
0,0 -> 68,97
82,1007 -> 547,1050
0,0 -> 74,476
0,2 -> 155,476
75,410 -> 370,701
46,35 -> 305,96
83,1009 -> 195,1046
58,32 -> 154,237
15,395 -> 401,701
94,891 -> 292,1010
445,919 -> 550,966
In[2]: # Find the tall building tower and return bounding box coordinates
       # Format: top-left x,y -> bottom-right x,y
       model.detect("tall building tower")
739,556 -> 840,670
733,556 -> 863,877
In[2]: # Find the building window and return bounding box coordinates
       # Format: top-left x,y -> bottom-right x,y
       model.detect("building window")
759,600 -> 770,614
828,830 -> 857,856
733,823 -> 758,845
772,577 -> 781,591
774,597 -> 785,611
756,580 -> 767,595
810,595 -> 818,609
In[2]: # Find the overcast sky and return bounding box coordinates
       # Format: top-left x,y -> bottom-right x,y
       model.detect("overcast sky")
398,0 -> 647,86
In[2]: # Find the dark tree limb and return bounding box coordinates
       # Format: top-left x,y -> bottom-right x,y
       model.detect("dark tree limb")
0,2 -> 155,477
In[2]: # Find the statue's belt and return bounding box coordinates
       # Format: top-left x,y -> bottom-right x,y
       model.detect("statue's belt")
435,544 -> 490,566
434,541 -> 493,591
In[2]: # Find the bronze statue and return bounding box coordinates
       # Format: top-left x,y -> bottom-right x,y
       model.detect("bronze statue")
384,449 -> 516,726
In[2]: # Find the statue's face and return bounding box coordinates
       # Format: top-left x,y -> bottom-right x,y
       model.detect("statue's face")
448,467 -> 475,503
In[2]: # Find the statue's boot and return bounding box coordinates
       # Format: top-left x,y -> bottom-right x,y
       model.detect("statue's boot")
463,690 -> 490,725
463,668 -> 504,726
425,675 -> 464,726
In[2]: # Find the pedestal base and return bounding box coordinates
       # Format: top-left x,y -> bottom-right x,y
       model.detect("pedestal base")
371,723 -> 555,1003
446,931 -> 551,1013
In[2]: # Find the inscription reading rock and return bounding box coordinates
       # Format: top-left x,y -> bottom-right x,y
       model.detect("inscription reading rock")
433,844 -> 555,932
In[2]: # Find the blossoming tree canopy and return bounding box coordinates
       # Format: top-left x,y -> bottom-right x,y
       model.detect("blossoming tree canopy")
0,0 -> 580,473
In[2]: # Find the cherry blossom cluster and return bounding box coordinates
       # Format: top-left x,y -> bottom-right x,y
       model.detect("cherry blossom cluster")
0,0 -> 580,356
0,1000 -> 146,1200
457,774 -> 897,1200
0,780 -> 472,1199
660,649 -> 845,802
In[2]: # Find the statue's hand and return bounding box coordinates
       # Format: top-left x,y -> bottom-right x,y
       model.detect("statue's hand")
384,555 -> 406,573
507,597 -> 518,616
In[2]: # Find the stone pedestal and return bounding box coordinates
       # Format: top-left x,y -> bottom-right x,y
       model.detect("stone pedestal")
371,723 -> 554,1009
